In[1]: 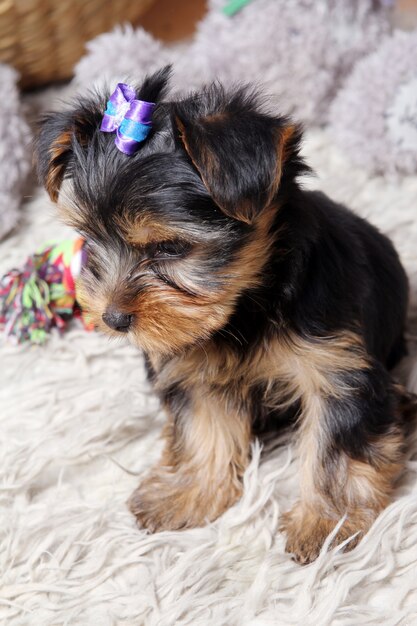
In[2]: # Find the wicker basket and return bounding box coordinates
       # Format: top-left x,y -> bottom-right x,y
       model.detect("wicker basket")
0,0 -> 157,88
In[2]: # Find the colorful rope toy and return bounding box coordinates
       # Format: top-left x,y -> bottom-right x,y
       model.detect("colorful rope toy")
0,238 -> 92,344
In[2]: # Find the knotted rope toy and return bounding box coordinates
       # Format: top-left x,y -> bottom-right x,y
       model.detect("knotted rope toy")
0,238 -> 92,344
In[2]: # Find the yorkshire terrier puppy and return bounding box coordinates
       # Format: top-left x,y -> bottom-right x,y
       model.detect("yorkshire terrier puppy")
36,67 -> 413,563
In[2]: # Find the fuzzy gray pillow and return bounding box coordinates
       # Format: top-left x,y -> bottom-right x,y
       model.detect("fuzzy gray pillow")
329,30 -> 417,176
74,0 -> 391,126
0,64 -> 31,240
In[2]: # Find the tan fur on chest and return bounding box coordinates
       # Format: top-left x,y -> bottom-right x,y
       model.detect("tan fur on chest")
150,329 -> 369,410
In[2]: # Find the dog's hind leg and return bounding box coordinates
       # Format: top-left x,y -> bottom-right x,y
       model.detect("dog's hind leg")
279,333 -> 405,563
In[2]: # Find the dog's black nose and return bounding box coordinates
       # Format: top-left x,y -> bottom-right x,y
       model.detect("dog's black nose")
102,308 -> 133,332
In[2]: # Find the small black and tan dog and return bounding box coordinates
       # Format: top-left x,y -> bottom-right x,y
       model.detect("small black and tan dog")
36,68 -> 414,563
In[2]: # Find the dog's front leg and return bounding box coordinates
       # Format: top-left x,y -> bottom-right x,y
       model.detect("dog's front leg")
129,388 -> 251,532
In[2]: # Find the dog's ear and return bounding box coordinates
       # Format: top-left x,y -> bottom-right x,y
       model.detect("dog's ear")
35,105 -> 101,202
172,85 -> 304,224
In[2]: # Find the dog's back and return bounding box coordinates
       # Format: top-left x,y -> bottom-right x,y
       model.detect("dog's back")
280,189 -> 409,369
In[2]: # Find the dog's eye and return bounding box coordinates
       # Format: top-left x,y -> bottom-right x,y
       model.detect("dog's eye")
151,240 -> 190,259
84,243 -> 101,279
89,264 -> 101,280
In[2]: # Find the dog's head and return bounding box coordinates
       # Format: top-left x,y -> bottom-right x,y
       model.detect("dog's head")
36,67 -> 305,355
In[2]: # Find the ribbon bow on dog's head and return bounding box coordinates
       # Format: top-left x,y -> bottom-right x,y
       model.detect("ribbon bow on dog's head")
100,83 -> 155,155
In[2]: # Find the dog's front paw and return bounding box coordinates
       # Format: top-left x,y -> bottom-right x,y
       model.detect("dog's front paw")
280,502 -> 369,564
128,469 -> 242,532
128,472 -> 201,532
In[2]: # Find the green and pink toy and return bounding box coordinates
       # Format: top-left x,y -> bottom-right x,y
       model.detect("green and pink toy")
0,238 -> 92,344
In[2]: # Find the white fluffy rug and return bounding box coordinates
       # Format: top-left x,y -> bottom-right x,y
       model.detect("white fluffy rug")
1,127 -> 417,626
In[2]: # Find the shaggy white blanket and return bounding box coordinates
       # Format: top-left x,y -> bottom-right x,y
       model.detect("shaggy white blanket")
1,129 -> 417,626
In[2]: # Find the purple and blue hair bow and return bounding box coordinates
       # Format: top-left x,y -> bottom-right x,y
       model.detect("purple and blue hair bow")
100,83 -> 155,155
